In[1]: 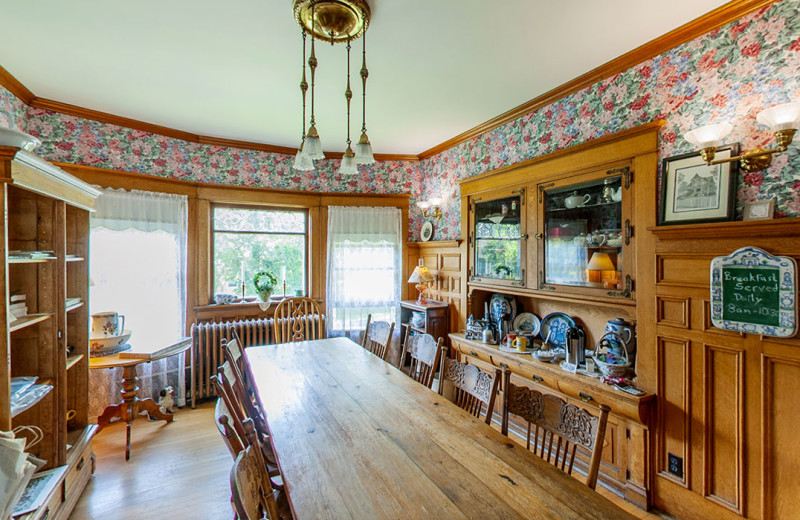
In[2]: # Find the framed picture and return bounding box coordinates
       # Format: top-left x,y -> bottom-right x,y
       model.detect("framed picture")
658,144 -> 739,225
743,199 -> 775,220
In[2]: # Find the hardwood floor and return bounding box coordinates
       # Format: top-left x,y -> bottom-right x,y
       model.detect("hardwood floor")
70,401 -> 669,519
70,402 -> 233,519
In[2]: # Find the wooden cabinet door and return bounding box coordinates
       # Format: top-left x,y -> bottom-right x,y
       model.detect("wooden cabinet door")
534,162 -> 635,302
468,186 -> 527,288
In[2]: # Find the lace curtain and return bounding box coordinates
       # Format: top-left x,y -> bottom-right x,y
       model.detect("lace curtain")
326,206 -> 402,340
88,188 -> 188,420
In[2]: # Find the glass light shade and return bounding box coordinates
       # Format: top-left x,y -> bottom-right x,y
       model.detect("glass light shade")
416,200 -> 431,210
586,252 -> 616,271
303,125 -> 325,160
338,150 -> 358,176
428,197 -> 442,206
756,102 -> 800,131
684,122 -> 733,148
354,131 -> 376,165
293,149 -> 315,171
408,265 -> 434,284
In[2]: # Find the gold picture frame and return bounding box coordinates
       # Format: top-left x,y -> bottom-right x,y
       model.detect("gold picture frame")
743,199 -> 775,221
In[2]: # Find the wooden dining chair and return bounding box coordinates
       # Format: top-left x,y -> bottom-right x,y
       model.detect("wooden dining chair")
361,314 -> 395,360
273,297 -> 325,343
223,336 -> 263,413
214,397 -> 243,459
500,369 -> 610,490
438,348 -> 500,425
400,331 -> 443,389
213,365 -> 285,492
230,418 -> 292,520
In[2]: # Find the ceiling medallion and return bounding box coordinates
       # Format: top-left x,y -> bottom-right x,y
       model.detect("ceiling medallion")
293,0 -> 371,44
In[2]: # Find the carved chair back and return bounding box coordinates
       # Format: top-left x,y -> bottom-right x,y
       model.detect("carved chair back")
500,369 -> 610,489
230,419 -> 287,520
361,314 -> 395,361
438,348 -> 500,424
214,396 -> 243,458
274,297 -> 325,343
400,331 -> 443,389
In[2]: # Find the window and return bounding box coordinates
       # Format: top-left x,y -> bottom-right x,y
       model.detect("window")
213,206 -> 308,298
89,187 -> 188,415
326,206 -> 401,337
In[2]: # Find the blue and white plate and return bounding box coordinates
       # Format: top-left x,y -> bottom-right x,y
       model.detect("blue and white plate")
490,294 -> 517,324
540,312 -> 576,349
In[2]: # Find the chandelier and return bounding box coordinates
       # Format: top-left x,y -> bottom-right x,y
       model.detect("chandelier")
292,0 -> 374,174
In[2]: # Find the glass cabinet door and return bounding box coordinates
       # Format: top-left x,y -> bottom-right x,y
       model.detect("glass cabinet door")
538,168 -> 631,298
470,190 -> 526,286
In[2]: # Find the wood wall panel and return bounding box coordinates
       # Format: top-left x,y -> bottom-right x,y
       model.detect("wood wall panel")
656,254 -> 713,287
656,296 -> 690,329
409,241 -> 466,332
761,354 -> 800,520
703,344 -> 744,514
657,336 -> 690,487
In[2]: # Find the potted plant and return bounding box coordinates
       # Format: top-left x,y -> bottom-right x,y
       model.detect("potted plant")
253,269 -> 278,302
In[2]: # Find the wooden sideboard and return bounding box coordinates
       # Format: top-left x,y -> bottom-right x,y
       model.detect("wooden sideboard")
450,332 -> 653,508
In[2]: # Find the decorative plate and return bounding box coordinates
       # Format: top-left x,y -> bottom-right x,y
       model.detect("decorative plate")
489,293 -> 517,324
539,313 -> 576,349
513,312 -> 540,336
420,221 -> 434,242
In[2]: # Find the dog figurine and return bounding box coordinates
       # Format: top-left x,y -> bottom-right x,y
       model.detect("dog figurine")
158,386 -> 175,414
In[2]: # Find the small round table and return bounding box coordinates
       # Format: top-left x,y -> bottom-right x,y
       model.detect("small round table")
89,338 -> 191,460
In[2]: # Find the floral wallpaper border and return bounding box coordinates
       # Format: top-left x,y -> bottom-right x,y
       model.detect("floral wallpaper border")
1,0 -> 799,241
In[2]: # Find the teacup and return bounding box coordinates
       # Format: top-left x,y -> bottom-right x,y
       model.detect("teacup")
91,311 -> 125,337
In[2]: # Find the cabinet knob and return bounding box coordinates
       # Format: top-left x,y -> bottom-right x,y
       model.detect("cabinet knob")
531,375 -> 544,383
535,232 -> 543,240
579,392 -> 594,402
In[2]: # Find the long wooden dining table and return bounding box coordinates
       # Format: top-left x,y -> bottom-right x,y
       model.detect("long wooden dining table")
246,337 -> 635,520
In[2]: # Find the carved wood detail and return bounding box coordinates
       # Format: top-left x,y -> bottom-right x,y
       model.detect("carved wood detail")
656,336 -> 690,487
656,296 -> 690,329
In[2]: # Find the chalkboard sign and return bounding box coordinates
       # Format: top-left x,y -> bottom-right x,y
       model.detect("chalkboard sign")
711,247 -> 797,337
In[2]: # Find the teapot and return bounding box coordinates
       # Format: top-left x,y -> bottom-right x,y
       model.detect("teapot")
587,232 -> 607,246
564,191 -> 591,209
604,318 -> 635,359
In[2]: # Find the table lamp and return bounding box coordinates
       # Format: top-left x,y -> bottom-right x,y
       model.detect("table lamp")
586,252 -> 616,287
408,260 -> 434,304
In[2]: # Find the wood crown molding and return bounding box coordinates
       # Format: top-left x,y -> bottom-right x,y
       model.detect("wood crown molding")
0,0 -> 777,162
417,0 -> 778,159
648,217 -> 800,239
56,161 -> 411,205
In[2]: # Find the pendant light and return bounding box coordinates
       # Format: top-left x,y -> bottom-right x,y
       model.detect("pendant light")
302,1 -> 324,160
354,31 -> 375,165
294,30 -> 315,171
338,39 -> 358,175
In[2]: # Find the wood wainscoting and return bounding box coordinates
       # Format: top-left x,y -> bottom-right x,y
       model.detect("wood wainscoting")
643,219 -> 800,520
407,240 -> 467,333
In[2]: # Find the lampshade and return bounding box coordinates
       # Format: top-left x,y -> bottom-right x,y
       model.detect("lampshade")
338,148 -> 359,175
355,131 -> 375,165
408,264 -> 434,284
756,101 -> 800,131
416,200 -> 431,210
303,127 -> 325,160
428,197 -> 442,207
586,252 -> 616,271
684,122 -> 733,148
293,148 -> 315,171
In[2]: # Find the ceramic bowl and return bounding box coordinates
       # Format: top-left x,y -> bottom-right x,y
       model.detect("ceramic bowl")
214,293 -> 237,304
89,330 -> 132,352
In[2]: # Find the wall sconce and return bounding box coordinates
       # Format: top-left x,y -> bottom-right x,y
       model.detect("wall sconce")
416,197 -> 442,220
684,101 -> 800,172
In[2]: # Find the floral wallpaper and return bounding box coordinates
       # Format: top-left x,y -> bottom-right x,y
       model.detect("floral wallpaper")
0,85 -> 27,132
420,0 -> 800,240
2,0 -> 799,241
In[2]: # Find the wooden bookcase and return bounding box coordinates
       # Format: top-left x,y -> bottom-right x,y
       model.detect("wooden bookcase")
0,146 -> 100,520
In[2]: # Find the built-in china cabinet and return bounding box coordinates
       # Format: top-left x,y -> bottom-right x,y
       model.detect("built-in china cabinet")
1,146 -> 100,520
457,122 -> 661,508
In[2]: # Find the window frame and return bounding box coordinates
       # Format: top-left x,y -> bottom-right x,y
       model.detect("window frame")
211,203 -> 311,298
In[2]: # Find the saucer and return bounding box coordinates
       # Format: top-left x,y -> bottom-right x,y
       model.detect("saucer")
90,330 -> 132,352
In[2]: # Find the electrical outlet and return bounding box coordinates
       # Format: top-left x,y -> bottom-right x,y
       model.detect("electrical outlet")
667,453 -> 683,478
